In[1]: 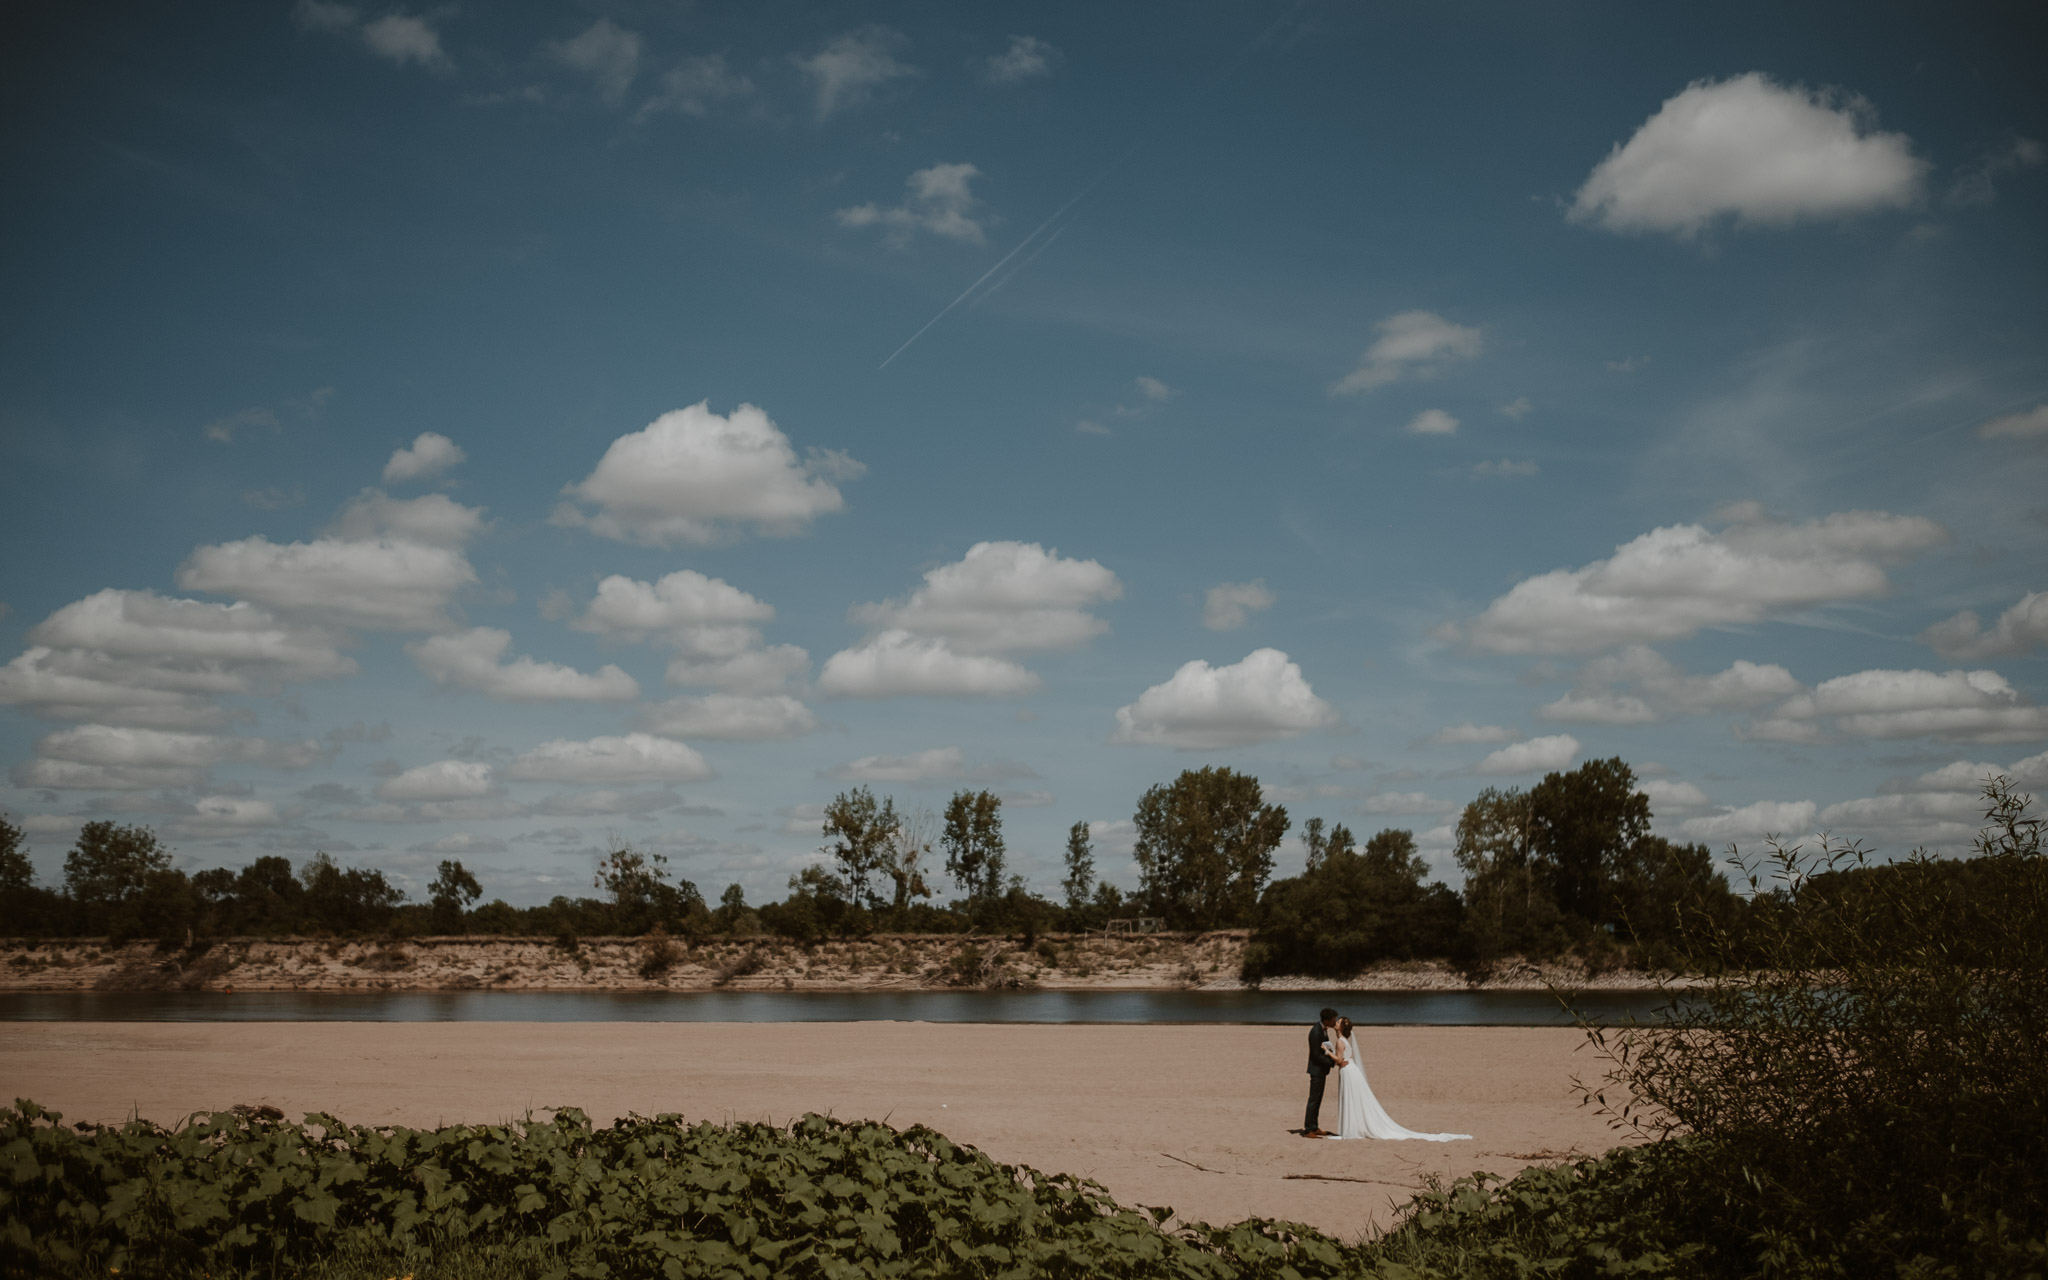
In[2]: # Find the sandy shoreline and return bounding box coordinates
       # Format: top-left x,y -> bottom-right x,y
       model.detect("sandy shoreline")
0,1021 -> 1627,1238
0,934 -> 1688,993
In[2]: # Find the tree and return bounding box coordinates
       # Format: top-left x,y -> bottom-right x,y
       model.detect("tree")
820,787 -> 900,911
301,852 -> 405,934
429,859 -> 482,934
941,790 -> 1006,903
1061,821 -> 1095,909
1302,818 -> 1356,873
593,844 -> 703,934
0,815 -> 32,896
1527,756 -> 1652,924
1242,824 -> 1460,980
64,822 -> 172,934
882,803 -> 935,913
1131,767 -> 1288,929
1453,786 -> 1561,965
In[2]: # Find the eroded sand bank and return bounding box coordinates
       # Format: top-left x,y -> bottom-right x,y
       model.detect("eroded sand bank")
0,1022 -> 1628,1238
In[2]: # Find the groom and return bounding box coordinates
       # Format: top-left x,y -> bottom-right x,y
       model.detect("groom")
1302,1006 -> 1340,1137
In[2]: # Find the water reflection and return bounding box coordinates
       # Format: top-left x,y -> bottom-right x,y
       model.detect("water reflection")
0,988 -> 1682,1025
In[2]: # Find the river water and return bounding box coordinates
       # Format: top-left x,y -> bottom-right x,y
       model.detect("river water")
0,988 -> 1684,1025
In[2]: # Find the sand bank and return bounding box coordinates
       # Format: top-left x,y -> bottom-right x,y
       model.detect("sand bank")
0,934 -> 1684,993
0,1021 -> 1627,1238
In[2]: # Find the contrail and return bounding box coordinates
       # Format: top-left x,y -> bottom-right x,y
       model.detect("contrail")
969,224 -> 1065,310
877,184 -> 1096,370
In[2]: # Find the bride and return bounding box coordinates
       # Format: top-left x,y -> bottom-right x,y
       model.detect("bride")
1325,1018 -> 1471,1142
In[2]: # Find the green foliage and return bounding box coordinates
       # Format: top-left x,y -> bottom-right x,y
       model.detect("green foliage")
1062,820 -> 1095,910
1580,775 -> 2048,1275
0,1102 -> 1371,1280
1526,757 -> 1651,923
820,786 -> 901,911
0,814 -> 30,896
430,859 -> 484,934
61,820 -> 171,937
941,789 -> 1007,905
299,852 -> 406,936
1132,767 -> 1288,929
1243,828 -> 1461,981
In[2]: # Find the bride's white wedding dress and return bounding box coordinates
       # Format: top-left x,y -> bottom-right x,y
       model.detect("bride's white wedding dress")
1329,1033 -> 1471,1142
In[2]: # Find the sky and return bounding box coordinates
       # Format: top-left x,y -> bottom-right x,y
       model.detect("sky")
3,1 -> 2046,908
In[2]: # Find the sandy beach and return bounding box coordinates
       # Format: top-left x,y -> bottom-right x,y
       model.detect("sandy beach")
0,1021 -> 1626,1238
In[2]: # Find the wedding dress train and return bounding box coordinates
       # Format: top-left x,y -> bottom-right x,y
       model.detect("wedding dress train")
1330,1034 -> 1471,1142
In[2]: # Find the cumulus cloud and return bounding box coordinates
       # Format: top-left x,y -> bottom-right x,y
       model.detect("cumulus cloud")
797,26 -> 914,120
1404,409 -> 1459,436
1474,734 -> 1581,776
406,628 -> 640,702
824,747 -> 967,784
847,541 -> 1122,655
35,724 -> 323,773
407,832 -> 508,855
1111,648 -> 1338,749
817,631 -> 1039,698
178,535 -> 476,632
1977,404 -> 2048,441
505,733 -> 714,784
1641,779 -> 1711,813
638,694 -> 818,741
553,402 -> 859,546
0,589 -> 356,729
381,432 -> 466,484
984,35 -> 1056,85
1677,800 -> 1818,844
1331,311 -> 1483,395
570,570 -> 806,694
1541,645 -> 1802,724
377,760 -> 496,802
328,490 -> 484,547
1420,723 -> 1515,747
1752,667 -> 2048,743
1947,135 -> 2044,207
1921,592 -> 2048,660
550,18 -> 640,105
1361,792 -> 1456,815
1202,580 -> 1274,631
635,55 -> 753,120
837,163 -> 987,245
528,789 -> 685,817
1463,508 -> 1946,654
1569,73 -> 1925,236
665,645 -> 811,694
1813,749 -> 2048,850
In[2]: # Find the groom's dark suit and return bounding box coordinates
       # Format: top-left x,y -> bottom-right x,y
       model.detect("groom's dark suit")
1304,1022 -> 1333,1132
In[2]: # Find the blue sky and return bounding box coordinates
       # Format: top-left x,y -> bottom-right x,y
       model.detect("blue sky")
3,1 -> 2045,905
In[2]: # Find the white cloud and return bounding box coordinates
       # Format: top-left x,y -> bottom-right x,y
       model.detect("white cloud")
1499,397 -> 1533,420
573,570 -> 774,642
1135,376 -> 1175,402
847,541 -> 1122,655
407,628 -> 640,702
824,747 -> 966,784
1977,404 -> 2048,441
1464,508 -> 1946,654
377,760 -> 496,802
639,694 -> 818,741
816,631 -> 1039,698
1331,311 -> 1483,395
1812,748 -> 2048,850
1474,734 -> 1581,776
1759,667 -> 2048,743
1420,722 -> 1515,747
36,724 -> 323,771
504,733 -> 714,784
328,489 -> 484,547
202,407 -> 280,444
361,13 -> 446,68
553,402 -> 859,546
1543,645 -> 1802,724
178,796 -> 284,837
12,758 -> 206,791
1641,779 -> 1711,813
1569,73 -> 1925,237
1921,591 -> 2048,660
1473,458 -> 1539,477
0,589 -> 356,728
528,789 -> 683,817
635,55 -> 752,119
293,1 -> 358,34
984,35 -> 1056,85
408,832 -> 508,855
1203,580 -> 1274,631
1677,800 -> 1818,843
550,18 -> 640,105
1111,648 -> 1338,749
178,527 -> 478,632
837,163 -> 987,245
796,26 -> 915,120
381,432 -> 466,484
1404,409 -> 1459,436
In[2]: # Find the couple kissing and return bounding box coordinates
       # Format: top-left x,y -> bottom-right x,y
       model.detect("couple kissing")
1301,1006 -> 1471,1142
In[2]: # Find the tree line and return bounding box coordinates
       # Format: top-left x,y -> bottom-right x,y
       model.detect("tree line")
0,757 -> 1901,978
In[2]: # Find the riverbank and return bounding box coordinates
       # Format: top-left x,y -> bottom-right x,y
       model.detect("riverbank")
0,933 -> 1689,993
0,1021 -> 1621,1238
